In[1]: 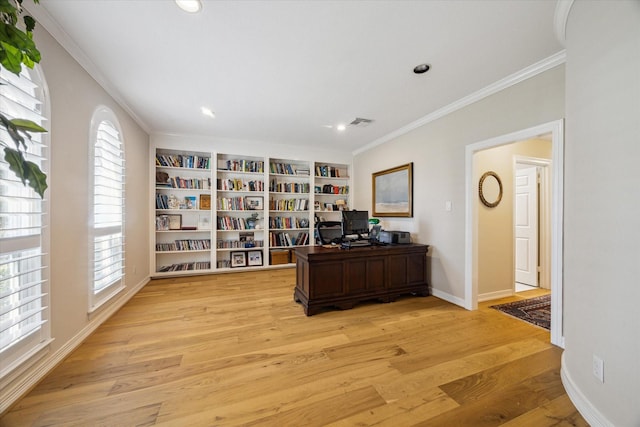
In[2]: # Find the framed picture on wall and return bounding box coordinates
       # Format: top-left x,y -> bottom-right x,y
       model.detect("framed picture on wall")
372,162 -> 413,217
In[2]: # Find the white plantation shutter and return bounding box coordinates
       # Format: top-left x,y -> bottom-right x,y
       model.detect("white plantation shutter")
90,109 -> 125,309
0,65 -> 51,378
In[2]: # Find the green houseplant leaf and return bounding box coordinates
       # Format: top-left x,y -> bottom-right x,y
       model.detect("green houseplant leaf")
0,0 -> 47,198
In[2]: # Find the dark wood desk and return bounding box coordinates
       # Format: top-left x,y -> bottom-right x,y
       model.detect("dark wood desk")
293,243 -> 429,315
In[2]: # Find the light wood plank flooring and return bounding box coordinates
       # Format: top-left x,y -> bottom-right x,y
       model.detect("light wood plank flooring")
0,269 -> 587,426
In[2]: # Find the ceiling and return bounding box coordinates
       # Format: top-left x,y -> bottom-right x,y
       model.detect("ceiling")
29,0 -> 563,153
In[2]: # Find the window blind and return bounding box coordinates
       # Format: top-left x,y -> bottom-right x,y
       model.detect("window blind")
92,118 -> 124,304
0,66 -> 49,375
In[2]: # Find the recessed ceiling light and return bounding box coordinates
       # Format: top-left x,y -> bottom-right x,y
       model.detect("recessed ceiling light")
336,124 -> 346,132
201,107 -> 215,118
175,0 -> 202,13
413,63 -> 430,74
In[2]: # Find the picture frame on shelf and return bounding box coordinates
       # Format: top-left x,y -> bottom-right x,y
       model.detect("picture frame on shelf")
372,162 -> 413,217
247,250 -> 263,266
200,194 -> 211,210
168,214 -> 182,230
156,214 -> 169,231
246,196 -> 264,210
198,214 -> 211,230
230,251 -> 247,268
185,196 -> 197,209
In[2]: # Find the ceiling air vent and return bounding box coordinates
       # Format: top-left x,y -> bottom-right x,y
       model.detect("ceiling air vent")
349,117 -> 374,128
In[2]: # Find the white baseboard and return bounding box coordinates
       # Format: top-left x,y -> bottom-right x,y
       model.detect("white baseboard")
560,352 -> 614,427
478,289 -> 513,302
430,288 -> 466,308
0,275 -> 150,415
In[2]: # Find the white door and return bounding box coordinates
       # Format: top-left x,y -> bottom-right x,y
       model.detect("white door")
515,166 -> 538,286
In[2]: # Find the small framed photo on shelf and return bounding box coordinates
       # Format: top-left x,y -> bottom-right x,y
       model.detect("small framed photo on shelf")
198,214 -> 211,230
247,250 -> 263,266
246,196 -> 264,210
185,196 -> 197,209
230,251 -> 247,268
168,214 -> 182,230
199,194 -> 211,210
156,214 -> 169,231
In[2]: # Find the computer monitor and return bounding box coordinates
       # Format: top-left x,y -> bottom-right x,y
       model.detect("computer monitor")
341,210 -> 369,239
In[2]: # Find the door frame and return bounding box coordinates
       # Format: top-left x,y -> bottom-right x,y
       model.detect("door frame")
465,119 -> 564,347
514,157 -> 551,290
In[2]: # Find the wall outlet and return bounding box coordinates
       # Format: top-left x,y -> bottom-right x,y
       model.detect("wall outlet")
133,265 -> 137,275
593,354 -> 604,383
445,201 -> 452,212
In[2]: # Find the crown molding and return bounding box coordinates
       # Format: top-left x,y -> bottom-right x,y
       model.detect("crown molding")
554,0 -> 575,46
24,3 -> 151,134
353,50 -> 567,156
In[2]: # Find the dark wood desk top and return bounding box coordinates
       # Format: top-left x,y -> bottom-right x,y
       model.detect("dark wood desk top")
293,243 -> 429,260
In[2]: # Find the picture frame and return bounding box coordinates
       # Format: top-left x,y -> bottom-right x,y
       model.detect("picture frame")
156,214 -> 169,231
168,214 -> 182,230
246,196 -> 264,210
199,194 -> 211,210
247,250 -> 263,266
185,196 -> 197,209
372,162 -> 413,217
230,251 -> 247,268
198,214 -> 211,230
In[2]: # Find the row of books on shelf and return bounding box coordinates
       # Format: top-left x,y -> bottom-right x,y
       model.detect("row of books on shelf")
157,261 -> 211,272
217,215 -> 259,230
269,198 -> 310,211
217,196 -> 264,211
315,165 -> 345,178
315,184 -> 349,194
269,231 -> 310,247
270,162 -> 308,176
156,194 -> 210,210
269,181 -> 310,193
217,178 -> 264,192
156,239 -> 212,252
216,239 -> 264,249
156,154 -> 210,169
269,216 -> 309,229
218,159 -> 264,173
156,176 -> 211,190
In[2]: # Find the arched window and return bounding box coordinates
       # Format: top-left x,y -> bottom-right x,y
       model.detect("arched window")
89,107 -> 125,310
0,64 -> 51,378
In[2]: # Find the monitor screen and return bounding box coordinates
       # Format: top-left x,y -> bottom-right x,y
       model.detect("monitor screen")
341,210 -> 369,237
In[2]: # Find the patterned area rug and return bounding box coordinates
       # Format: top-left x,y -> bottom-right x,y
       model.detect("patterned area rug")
490,294 -> 551,330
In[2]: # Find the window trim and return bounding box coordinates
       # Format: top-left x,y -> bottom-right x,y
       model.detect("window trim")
88,106 -> 125,312
0,63 -> 51,381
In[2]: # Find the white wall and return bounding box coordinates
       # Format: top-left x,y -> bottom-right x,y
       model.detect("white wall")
1,22 -> 150,411
562,1 -> 640,426
353,66 -> 564,304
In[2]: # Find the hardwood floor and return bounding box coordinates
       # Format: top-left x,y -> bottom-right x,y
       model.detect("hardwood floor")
0,269 -> 587,426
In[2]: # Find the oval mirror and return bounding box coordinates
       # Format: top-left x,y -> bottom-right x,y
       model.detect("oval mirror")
479,171 -> 503,208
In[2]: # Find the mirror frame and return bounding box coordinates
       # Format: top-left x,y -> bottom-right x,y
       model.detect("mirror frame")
478,171 -> 503,208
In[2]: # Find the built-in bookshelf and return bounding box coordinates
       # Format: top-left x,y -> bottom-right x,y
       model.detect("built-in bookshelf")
313,162 -> 350,223
154,149 -> 213,275
268,158 -> 313,265
151,148 -> 351,276
215,154 -> 267,270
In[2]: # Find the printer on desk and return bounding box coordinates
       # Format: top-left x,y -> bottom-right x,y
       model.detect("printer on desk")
377,230 -> 411,244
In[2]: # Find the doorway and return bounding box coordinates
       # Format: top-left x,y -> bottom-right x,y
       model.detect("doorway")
464,120 -> 564,347
514,157 -> 551,293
